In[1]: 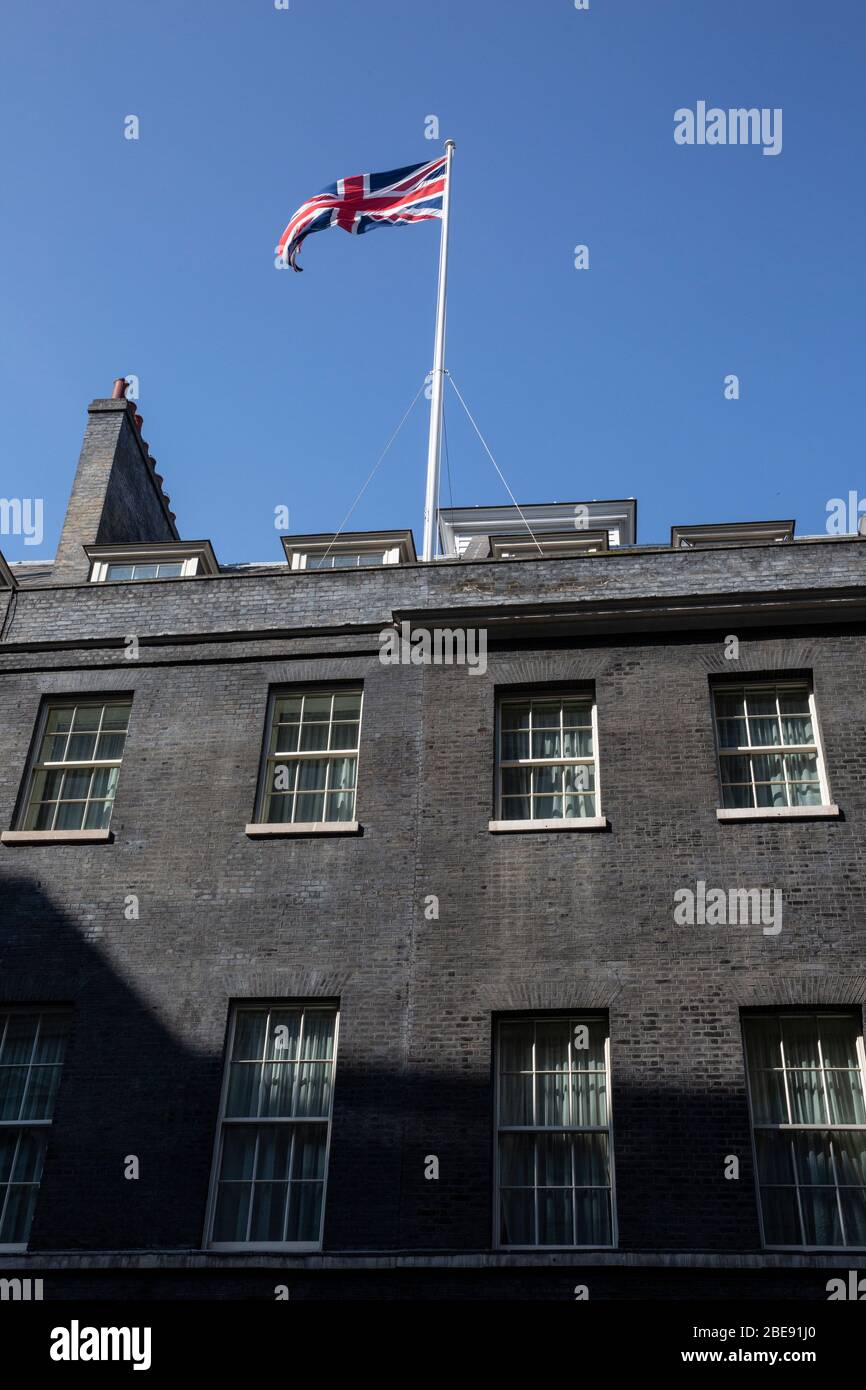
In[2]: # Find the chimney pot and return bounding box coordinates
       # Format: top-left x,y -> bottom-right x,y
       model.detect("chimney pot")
111,377 -> 127,400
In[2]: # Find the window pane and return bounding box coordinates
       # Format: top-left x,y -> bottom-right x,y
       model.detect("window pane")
219,1128 -> 257,1181
748,717 -> 780,747
286,1181 -> 324,1242
498,1022 -> 532,1073
537,1132 -> 572,1185
10,1130 -> 45,1184
537,1187 -> 572,1245
66,734 -> 97,762
260,1062 -> 296,1117
716,719 -> 747,750
0,1184 -> 39,1246
501,731 -> 529,760
325,790 -> 355,821
800,1188 -> 842,1246
294,793 -> 325,822
572,1132 -> 609,1186
792,1131 -> 834,1186
575,1189 -> 611,1245
106,564 -> 134,581
532,730 -> 561,759
825,1071 -> 866,1125
571,1071 -> 607,1126
72,706 -> 101,731
502,767 -> 530,797
787,1069 -> 825,1125
760,1187 -> 801,1245
332,693 -> 362,719
298,723 -> 328,753
302,695 -> 332,720
33,1016 -> 68,1065
330,722 -> 359,751
300,1013 -> 336,1061
500,1188 -> 534,1245
0,1015 -> 39,1065
744,1017 -> 781,1069
535,1021 -> 570,1072
212,1182 -> 251,1243
266,1011 -> 302,1060
714,690 -> 745,718
562,728 -> 592,758
839,1190 -> 866,1247
226,1063 -> 260,1117
20,1065 -> 62,1121
780,714 -> 813,745
275,697 -> 303,721
781,1015 -> 819,1069
500,1133 -> 533,1186
297,759 -> 328,792
834,1131 -> 866,1185
532,704 -> 560,729
755,1131 -> 795,1185
102,705 -> 130,731
537,1071 -> 570,1125
501,704 -> 530,731
233,1012 -> 268,1061
0,1067 -> 28,1121
132,564 -> 158,579
295,1062 -> 331,1118
255,1125 -> 292,1180
499,1071 -> 532,1125
820,1017 -> 860,1068
328,757 -> 356,791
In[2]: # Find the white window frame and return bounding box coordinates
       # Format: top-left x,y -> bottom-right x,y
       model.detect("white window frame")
291,546 -> 401,571
493,1015 -> 617,1251
743,1011 -> 866,1252
0,1007 -> 71,1253
491,692 -> 604,831
204,1003 -> 340,1252
90,556 -> 200,582
16,698 -> 132,833
252,687 -> 363,830
711,680 -> 834,816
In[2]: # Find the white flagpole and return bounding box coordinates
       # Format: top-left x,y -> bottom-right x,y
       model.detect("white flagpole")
421,139 -> 456,562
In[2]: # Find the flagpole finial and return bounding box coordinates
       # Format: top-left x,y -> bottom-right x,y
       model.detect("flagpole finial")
445,138 -> 456,150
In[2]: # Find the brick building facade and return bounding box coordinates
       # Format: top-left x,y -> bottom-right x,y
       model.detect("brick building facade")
1,387 -> 865,1300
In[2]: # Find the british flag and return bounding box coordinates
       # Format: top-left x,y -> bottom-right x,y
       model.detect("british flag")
275,153 -> 447,272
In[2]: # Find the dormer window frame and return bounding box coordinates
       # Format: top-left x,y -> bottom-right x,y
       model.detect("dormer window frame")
671,520 -> 795,550
488,530 -> 610,561
281,530 -> 416,572
85,541 -> 218,584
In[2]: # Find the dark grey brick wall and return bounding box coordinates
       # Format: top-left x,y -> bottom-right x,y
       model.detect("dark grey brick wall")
1,589 -> 865,1296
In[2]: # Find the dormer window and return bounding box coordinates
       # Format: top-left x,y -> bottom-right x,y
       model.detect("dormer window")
489,530 -> 609,560
671,520 -> 795,549
86,541 -> 218,583
282,531 -> 415,571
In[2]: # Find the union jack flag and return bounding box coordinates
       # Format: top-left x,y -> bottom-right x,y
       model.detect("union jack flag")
275,154 -> 447,272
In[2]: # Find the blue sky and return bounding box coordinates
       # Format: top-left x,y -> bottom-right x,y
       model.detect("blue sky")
1,0 -> 864,562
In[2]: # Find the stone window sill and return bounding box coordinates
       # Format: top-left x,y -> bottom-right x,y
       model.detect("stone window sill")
488,817 -> 608,833
245,822 -> 361,838
1,829 -> 114,846
716,805 -> 840,822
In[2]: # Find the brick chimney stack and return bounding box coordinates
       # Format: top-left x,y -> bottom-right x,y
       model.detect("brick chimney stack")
51,383 -> 180,583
